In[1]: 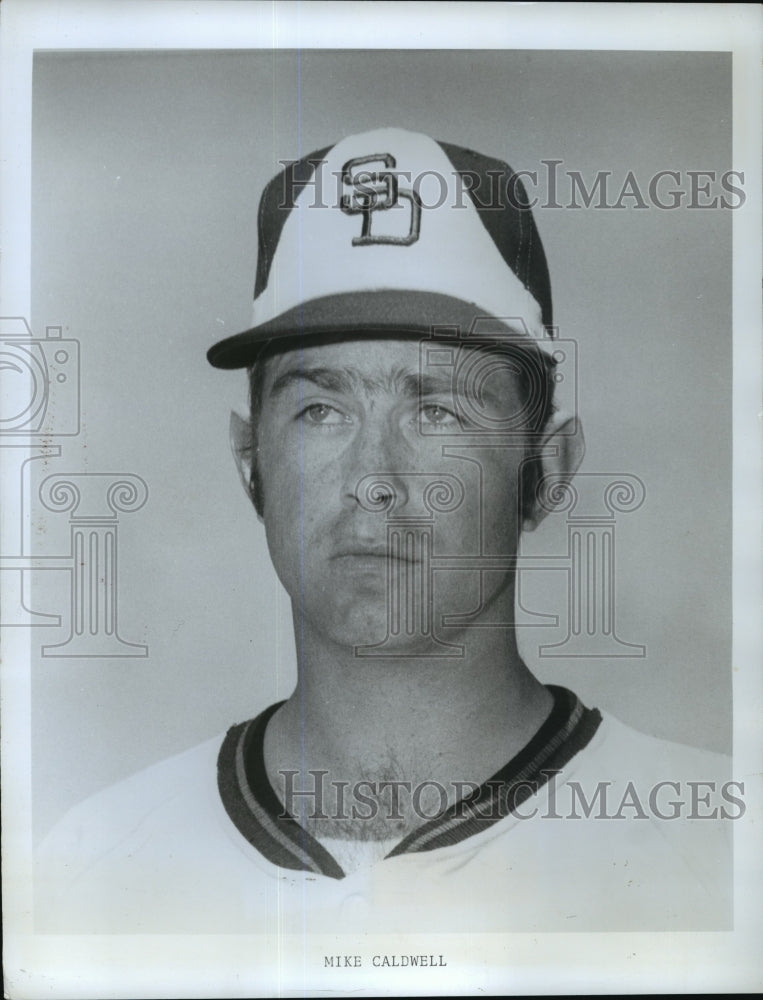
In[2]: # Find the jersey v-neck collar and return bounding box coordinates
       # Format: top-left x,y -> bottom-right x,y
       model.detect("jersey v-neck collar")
217,685 -> 602,881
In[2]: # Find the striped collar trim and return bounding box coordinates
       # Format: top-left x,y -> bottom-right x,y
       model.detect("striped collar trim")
217,686 -> 601,880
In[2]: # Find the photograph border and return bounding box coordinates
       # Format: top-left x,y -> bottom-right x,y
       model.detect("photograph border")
2,2 -> 761,996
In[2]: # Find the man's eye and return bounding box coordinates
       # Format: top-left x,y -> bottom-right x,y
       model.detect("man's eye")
300,403 -> 350,426
419,404 -> 458,428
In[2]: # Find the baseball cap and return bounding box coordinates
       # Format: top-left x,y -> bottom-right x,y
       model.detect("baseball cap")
207,127 -> 554,369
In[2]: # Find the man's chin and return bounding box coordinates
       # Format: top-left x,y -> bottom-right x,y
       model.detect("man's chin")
296,603 -> 436,658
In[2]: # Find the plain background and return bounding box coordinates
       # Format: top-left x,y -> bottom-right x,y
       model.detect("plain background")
29,48 -> 732,842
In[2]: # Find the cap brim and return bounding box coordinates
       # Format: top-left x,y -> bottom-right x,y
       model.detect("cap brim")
207,290 -> 538,369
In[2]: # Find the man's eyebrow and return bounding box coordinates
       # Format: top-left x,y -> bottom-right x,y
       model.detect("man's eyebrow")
267,365 -> 488,401
404,372 -> 456,397
406,370 -> 507,407
268,366 -> 357,397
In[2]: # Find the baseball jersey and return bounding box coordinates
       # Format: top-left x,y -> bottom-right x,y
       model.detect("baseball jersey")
35,686 -> 733,934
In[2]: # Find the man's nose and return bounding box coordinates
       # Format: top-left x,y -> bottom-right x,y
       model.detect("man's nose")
340,415 -> 412,512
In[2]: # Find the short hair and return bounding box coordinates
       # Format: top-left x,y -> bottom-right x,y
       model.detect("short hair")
242,336 -> 557,525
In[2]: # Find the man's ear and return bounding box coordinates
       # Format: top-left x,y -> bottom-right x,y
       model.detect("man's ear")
229,410 -> 262,521
522,412 -> 586,532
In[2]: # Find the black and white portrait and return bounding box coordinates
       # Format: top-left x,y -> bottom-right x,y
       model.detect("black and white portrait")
2,3 -> 760,996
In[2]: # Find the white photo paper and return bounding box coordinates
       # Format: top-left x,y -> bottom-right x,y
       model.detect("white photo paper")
1,2 -> 761,996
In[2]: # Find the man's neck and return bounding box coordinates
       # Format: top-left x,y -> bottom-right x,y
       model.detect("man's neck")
262,609 -> 553,859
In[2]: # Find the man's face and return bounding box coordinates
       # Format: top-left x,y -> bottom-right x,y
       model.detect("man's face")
255,336 -> 533,653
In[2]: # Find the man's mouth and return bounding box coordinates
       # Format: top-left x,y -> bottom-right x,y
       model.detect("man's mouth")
330,543 -> 421,565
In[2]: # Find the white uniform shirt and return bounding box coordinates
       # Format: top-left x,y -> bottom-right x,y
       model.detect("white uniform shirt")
35,688 -> 733,934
